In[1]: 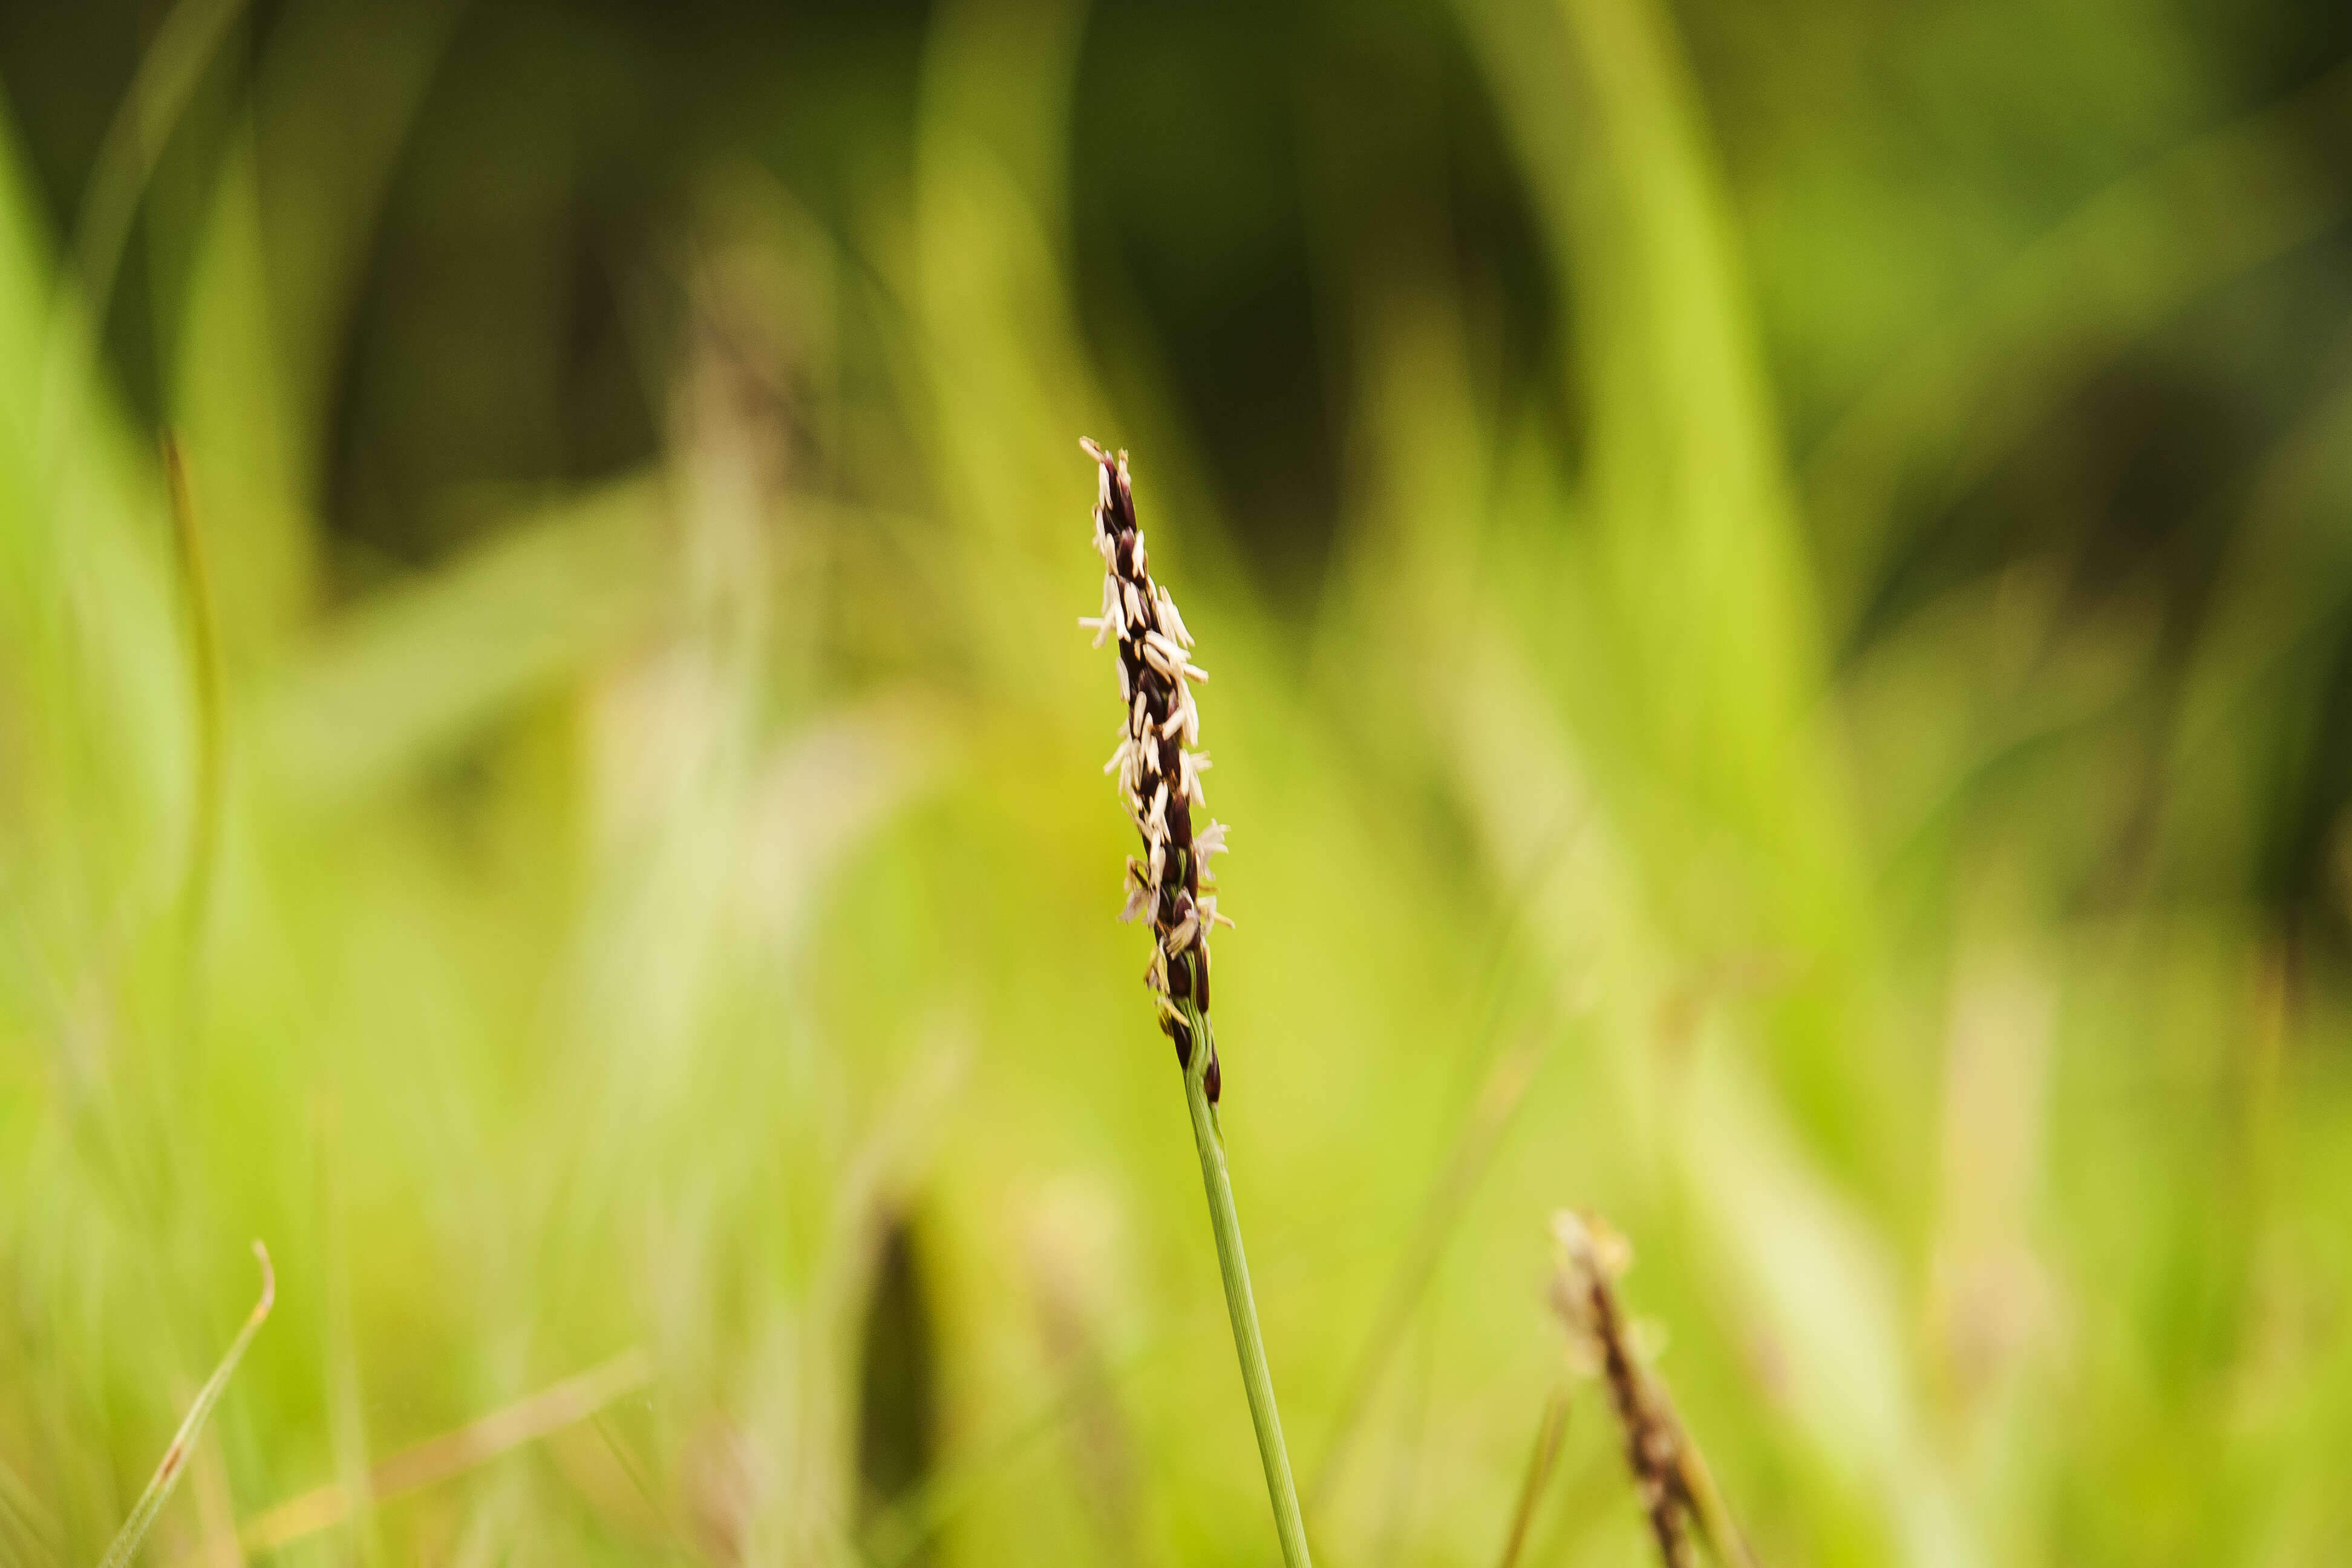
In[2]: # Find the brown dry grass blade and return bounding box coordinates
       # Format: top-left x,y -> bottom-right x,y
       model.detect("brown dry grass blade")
227,1348 -> 652,1554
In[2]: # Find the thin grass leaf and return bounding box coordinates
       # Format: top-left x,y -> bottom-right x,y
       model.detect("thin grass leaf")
1310,1014 -> 1558,1511
162,435 -> 223,955
65,0 -> 249,327
1495,1386 -> 1569,1568
98,1243 -> 273,1568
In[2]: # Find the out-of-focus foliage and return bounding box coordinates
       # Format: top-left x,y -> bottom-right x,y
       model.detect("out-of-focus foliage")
5,0 -> 2352,1563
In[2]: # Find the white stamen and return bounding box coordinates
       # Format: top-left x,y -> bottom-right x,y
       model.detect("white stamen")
1166,912 -> 1199,955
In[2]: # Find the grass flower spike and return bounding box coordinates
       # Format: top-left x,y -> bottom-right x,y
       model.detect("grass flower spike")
1078,439 -> 1311,1567
1549,1211 -> 1755,1568
1079,437 -> 1232,1100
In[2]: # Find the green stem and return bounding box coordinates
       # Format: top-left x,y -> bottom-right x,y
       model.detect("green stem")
1180,1001 -> 1314,1568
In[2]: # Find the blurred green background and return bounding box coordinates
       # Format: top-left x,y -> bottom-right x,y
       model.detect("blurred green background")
7,0 -> 2352,1562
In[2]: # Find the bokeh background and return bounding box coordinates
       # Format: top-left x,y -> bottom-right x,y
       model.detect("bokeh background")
6,0 -> 2352,1562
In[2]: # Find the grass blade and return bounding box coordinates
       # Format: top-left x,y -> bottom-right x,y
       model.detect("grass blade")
99,1243 -> 274,1568
162,435 -> 224,955
231,1347 -> 653,1553
1310,1015 -> 1555,1510
1495,1387 -> 1569,1568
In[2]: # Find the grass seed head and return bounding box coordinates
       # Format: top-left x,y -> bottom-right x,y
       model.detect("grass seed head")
1079,439 -> 1231,1100
1550,1210 -> 1697,1568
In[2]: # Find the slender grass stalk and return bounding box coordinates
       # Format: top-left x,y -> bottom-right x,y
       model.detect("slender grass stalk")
1310,1014 -> 1557,1511
98,1242 -> 273,1568
1495,1385 -> 1570,1568
1077,440 -> 1310,1567
163,434 -> 224,955
1178,999 -> 1312,1568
